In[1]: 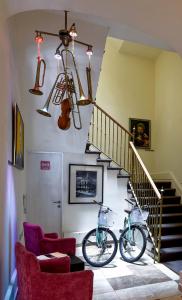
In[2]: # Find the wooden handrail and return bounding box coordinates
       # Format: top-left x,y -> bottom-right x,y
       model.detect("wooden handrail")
93,103 -> 133,137
130,141 -> 161,199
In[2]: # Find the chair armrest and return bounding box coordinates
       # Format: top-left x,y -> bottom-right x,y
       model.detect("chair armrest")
44,232 -> 59,239
40,238 -> 76,256
31,270 -> 93,300
39,256 -> 70,273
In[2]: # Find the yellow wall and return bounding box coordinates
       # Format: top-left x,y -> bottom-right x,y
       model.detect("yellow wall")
154,51 -> 182,183
97,37 -> 182,185
96,37 -> 155,170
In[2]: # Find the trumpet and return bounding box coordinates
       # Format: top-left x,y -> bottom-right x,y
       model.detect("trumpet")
29,56 -> 46,95
36,73 -> 63,117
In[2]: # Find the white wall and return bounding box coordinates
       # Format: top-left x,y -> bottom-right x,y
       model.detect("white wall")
0,9 -> 108,299
62,152 -> 128,243
0,17 -> 26,299
8,11 -> 108,154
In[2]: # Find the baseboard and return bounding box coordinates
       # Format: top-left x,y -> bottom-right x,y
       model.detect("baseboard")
4,269 -> 17,300
151,171 -> 172,181
169,171 -> 182,197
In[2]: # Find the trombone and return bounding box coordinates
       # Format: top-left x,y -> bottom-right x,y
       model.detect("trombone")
61,49 -> 93,106
29,56 -> 46,95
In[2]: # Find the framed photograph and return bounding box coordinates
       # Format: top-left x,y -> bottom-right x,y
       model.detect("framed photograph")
129,118 -> 151,149
69,164 -> 104,204
13,103 -> 24,169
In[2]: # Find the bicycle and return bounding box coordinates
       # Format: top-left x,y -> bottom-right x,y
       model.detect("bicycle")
82,199 -> 148,267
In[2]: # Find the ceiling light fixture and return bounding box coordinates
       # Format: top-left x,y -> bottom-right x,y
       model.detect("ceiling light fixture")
29,11 -> 94,131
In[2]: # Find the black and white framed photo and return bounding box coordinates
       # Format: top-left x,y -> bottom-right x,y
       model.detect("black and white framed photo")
69,164 -> 104,204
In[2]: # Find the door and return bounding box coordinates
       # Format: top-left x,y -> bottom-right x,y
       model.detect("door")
26,152 -> 62,234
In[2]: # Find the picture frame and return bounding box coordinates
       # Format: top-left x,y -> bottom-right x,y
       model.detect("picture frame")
13,103 -> 24,169
69,164 -> 104,204
129,118 -> 151,149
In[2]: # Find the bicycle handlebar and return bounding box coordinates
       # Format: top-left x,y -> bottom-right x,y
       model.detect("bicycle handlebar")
93,200 -> 112,212
125,198 -> 136,207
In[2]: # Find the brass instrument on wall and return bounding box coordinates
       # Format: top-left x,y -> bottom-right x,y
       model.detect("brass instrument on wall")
29,57 -> 46,95
77,66 -> 93,106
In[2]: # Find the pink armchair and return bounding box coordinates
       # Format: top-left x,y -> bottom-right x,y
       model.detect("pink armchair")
23,222 -> 76,256
15,242 -> 93,300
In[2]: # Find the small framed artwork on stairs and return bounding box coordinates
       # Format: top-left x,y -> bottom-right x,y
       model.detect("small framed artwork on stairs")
129,118 -> 151,149
69,164 -> 104,204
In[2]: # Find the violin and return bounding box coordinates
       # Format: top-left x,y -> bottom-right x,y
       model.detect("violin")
58,98 -> 72,130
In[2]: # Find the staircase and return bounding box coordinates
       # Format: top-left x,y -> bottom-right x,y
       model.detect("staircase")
87,102 -> 182,265
154,181 -> 182,263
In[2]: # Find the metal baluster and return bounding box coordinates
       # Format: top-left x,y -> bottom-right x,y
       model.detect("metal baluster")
96,107 -> 99,148
104,114 -> 107,154
119,129 -> 122,166
112,122 -> 114,160
92,106 -> 95,145
116,125 -> 119,164
108,118 -> 111,157
123,131 -> 126,169
100,111 -> 103,150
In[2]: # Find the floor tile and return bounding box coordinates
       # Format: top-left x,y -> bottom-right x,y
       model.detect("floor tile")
93,269 -> 105,280
115,284 -> 154,300
93,291 -> 120,300
108,271 -> 171,291
160,296 -> 182,300
148,281 -> 181,299
155,263 -> 180,281
93,279 -> 114,295
100,264 -> 133,278
115,281 -> 181,300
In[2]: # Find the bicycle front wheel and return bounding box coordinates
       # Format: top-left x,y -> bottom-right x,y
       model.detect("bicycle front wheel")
119,225 -> 146,263
82,227 -> 118,267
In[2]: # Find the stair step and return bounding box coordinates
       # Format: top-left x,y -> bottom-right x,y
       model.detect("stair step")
149,204 -> 182,213
117,174 -> 130,178
160,246 -> 182,262
133,196 -> 180,205
131,188 -> 176,197
154,181 -> 172,189
131,195 -> 180,203
160,223 -> 182,235
150,213 -> 182,224
85,142 -> 92,151
97,158 -> 112,163
85,150 -> 101,155
160,188 -> 176,196
107,166 -> 123,171
161,234 -> 182,248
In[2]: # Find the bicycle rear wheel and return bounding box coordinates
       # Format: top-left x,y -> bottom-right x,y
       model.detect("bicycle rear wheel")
82,227 -> 118,267
119,225 -> 146,263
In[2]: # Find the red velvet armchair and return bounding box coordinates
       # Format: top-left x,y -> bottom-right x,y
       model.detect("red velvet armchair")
15,242 -> 93,300
23,222 -> 76,256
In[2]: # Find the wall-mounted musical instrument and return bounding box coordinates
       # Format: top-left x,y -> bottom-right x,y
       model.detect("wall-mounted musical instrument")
29,56 -> 46,95
57,98 -> 72,130
37,49 -> 83,130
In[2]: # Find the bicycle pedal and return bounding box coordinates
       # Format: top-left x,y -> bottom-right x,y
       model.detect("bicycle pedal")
106,245 -> 112,248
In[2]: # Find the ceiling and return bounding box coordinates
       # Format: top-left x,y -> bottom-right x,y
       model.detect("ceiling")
4,0 -> 182,54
